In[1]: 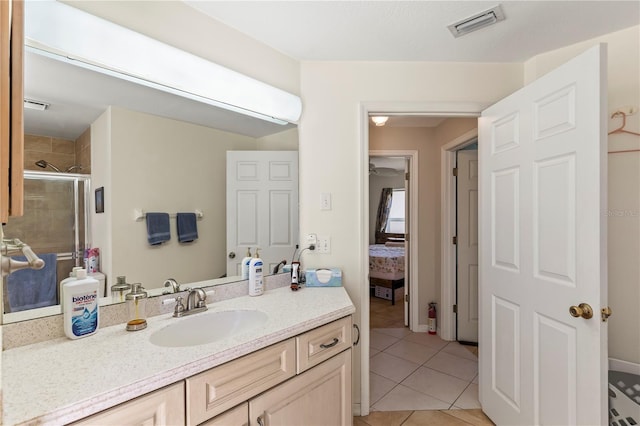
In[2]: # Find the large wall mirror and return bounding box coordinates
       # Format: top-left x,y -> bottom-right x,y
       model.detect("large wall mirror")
1,3 -> 299,323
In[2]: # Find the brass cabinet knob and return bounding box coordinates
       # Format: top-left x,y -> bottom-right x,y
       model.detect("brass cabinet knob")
569,303 -> 593,319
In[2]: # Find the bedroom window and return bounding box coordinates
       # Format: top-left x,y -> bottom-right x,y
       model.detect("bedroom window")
385,189 -> 405,233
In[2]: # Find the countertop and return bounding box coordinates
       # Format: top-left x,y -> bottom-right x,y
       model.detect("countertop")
2,286 -> 355,426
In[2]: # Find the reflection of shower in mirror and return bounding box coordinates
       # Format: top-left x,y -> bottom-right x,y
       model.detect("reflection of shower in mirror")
35,160 -> 83,173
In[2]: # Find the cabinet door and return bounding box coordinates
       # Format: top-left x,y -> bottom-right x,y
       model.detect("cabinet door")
249,349 -> 351,426
0,0 -> 24,222
201,403 -> 248,426
72,382 -> 185,426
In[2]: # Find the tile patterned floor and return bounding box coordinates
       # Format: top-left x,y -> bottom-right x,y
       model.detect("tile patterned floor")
365,294 -> 493,425
369,328 -> 480,411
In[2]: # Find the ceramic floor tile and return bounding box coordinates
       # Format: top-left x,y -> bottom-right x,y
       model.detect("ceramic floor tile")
424,351 -> 478,381
445,408 -> 495,425
453,383 -> 481,409
402,332 -> 449,350
356,410 -> 413,426
372,327 -> 412,339
402,366 -> 470,404
353,416 -> 371,426
442,342 -> 479,361
370,352 -> 421,383
402,410 -> 472,426
472,374 -> 479,384
370,348 -> 380,358
384,339 -> 439,365
370,330 -> 400,351
372,384 -> 450,411
370,372 -> 397,405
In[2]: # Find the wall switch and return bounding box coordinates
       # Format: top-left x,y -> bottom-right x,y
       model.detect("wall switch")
306,234 -> 317,246
321,193 -> 332,210
318,236 -> 331,253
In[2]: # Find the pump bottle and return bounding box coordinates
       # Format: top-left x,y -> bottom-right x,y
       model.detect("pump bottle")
241,247 -> 252,280
248,249 -> 264,296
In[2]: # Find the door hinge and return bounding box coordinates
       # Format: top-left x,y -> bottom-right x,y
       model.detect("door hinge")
405,172 -> 410,180
452,236 -> 457,245
453,167 -> 458,177
453,304 -> 458,313
405,294 -> 409,303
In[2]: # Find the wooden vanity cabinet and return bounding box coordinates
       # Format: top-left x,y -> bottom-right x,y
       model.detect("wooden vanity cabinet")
70,316 -> 352,426
0,0 -> 24,222
71,382 -> 186,426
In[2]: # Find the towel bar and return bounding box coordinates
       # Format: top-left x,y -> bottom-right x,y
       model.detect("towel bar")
1,238 -> 46,277
134,209 -> 204,222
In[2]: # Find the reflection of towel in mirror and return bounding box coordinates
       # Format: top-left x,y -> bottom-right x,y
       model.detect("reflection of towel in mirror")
177,212 -> 198,243
7,253 -> 58,312
146,212 -> 170,245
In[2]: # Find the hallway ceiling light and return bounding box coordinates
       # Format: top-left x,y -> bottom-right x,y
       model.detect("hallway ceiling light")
24,1 -> 302,125
448,5 -> 505,38
371,116 -> 389,126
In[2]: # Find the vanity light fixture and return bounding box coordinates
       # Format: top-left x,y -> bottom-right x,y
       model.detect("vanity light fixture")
24,1 -> 302,125
24,98 -> 50,111
371,116 -> 389,127
448,5 -> 505,38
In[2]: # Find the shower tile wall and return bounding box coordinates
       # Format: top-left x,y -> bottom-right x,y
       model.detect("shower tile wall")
23,134 -> 77,172
75,128 -> 92,174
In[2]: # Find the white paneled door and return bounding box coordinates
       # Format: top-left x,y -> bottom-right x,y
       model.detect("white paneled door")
457,148 -> 479,343
226,151 -> 298,277
478,45 -> 608,425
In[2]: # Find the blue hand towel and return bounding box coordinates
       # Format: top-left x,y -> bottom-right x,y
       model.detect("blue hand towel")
146,212 -> 171,245
7,253 -> 58,312
177,212 -> 198,243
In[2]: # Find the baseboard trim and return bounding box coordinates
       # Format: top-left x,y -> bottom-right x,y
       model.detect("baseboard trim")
352,402 -> 362,417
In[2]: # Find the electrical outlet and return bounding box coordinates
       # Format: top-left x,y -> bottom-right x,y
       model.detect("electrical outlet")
318,236 -> 331,253
306,234 -> 317,246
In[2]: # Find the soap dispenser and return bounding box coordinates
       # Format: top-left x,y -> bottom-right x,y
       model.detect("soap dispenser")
125,283 -> 148,331
111,276 -> 132,303
248,248 -> 264,296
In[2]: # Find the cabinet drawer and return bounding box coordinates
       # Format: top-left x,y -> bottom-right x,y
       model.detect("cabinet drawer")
186,339 -> 295,425
296,316 -> 351,373
72,382 -> 185,426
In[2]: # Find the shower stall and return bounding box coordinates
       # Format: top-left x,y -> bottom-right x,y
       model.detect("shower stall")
2,170 -> 91,313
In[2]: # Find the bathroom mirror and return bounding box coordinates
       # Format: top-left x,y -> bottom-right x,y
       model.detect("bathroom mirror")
2,27 -> 299,323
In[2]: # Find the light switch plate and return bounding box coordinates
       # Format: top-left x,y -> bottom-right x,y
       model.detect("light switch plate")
318,235 -> 331,253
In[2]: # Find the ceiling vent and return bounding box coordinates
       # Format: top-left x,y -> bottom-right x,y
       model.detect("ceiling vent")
448,5 -> 505,38
24,99 -> 50,111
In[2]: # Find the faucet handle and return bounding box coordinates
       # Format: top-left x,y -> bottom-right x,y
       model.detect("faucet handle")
163,295 -> 186,317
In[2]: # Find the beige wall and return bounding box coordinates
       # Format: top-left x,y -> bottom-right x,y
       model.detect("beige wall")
256,128 -> 299,150
525,26 -> 640,365
92,107 -> 258,289
298,61 -> 523,407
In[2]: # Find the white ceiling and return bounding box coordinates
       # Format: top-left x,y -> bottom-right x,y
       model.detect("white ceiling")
185,1 -> 639,62
25,1 -> 639,141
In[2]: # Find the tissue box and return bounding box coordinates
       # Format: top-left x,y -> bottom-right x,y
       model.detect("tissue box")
305,268 -> 342,287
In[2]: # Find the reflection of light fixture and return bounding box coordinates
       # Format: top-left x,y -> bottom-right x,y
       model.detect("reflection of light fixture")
24,99 -> 50,111
448,5 -> 505,38
25,1 -> 302,125
371,116 -> 389,126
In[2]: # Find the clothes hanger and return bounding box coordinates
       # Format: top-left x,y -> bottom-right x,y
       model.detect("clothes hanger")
608,111 -> 640,154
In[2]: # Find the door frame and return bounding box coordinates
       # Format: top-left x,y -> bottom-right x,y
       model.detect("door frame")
369,149 -> 418,329
358,101 -> 486,416
440,129 -> 479,341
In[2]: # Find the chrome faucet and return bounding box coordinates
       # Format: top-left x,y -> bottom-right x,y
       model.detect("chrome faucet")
170,288 -> 208,317
163,278 -> 180,294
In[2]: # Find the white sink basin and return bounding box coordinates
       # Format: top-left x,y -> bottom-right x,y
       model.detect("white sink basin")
149,310 -> 268,348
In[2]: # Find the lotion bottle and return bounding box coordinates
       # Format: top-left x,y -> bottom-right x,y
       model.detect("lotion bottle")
248,249 -> 264,296
63,268 -> 100,339
241,247 -> 252,280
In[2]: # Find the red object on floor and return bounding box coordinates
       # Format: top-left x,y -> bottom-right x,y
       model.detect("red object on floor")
428,302 -> 437,335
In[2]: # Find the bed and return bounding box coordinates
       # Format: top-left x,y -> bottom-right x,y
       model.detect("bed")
369,243 -> 405,305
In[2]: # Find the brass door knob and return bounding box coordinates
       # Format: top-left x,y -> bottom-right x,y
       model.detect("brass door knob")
569,303 -> 593,319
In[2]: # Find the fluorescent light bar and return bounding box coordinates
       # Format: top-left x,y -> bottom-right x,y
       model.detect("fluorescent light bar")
448,5 -> 505,38
24,1 -> 302,125
24,99 -> 50,111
